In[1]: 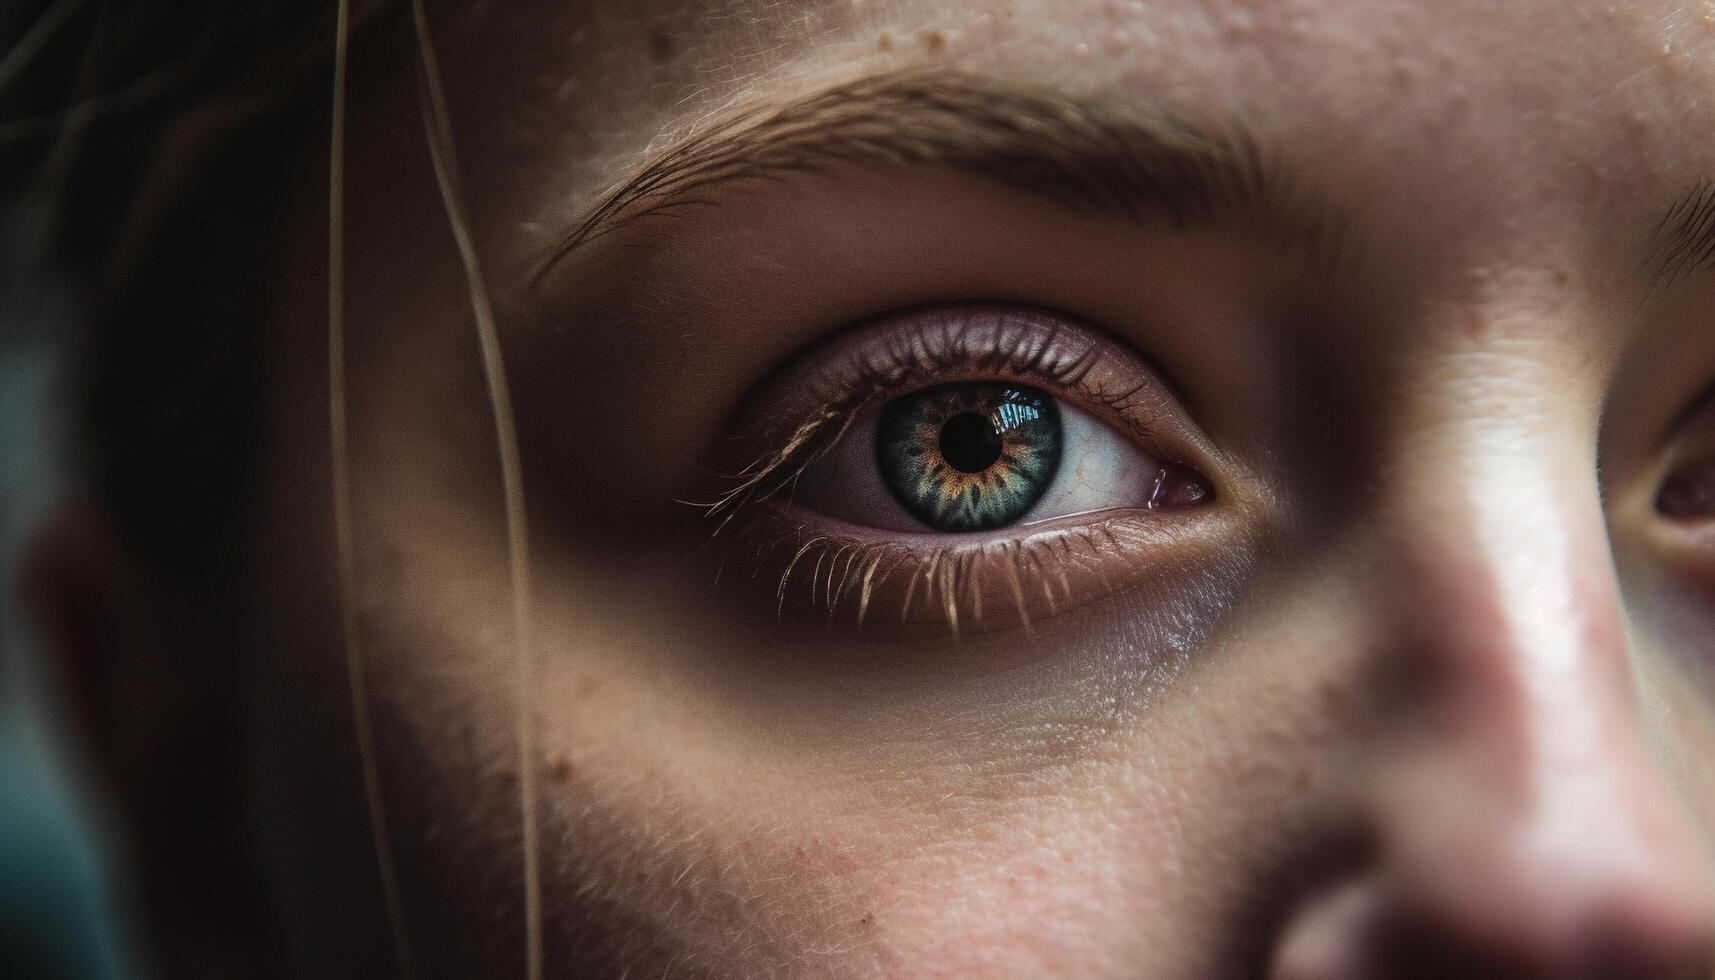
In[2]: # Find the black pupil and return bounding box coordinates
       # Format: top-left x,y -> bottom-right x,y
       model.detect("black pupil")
938,412 -> 1004,473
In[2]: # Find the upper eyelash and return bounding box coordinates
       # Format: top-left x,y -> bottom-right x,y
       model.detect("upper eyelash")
813,308 -> 1102,406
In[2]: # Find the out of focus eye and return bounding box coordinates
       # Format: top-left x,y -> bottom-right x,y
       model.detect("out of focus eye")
1658,457 -> 1715,520
797,378 -> 1210,534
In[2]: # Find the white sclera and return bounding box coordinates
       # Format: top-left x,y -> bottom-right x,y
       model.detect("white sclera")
794,398 -> 1165,533
1022,405 -> 1164,524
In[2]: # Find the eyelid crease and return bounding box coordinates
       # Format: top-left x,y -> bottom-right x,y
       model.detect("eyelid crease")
531,67 -> 1354,287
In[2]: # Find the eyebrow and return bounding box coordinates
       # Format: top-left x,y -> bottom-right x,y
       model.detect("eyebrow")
532,68 -> 1350,284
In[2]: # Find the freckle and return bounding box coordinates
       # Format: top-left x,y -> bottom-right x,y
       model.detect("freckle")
920,29 -> 946,53
637,871 -> 649,883
1554,267 -> 1571,286
547,752 -> 573,781
876,31 -> 893,51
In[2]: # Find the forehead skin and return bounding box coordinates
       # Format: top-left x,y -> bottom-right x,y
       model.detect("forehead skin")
277,1 -> 1715,977
451,0 -> 1715,294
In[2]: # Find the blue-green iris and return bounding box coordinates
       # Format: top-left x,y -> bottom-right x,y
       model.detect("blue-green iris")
876,382 -> 1062,531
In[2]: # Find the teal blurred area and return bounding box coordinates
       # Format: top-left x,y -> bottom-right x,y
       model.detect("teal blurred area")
2,345 -> 134,979
0,733 -> 130,980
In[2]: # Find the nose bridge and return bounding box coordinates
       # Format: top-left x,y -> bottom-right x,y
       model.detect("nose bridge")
1382,363 -> 1656,850
1349,356 -> 1715,971
1270,350 -> 1715,972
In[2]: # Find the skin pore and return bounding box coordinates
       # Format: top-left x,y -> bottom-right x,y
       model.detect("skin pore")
60,0 -> 1715,976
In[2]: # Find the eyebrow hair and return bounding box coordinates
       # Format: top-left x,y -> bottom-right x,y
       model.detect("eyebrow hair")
533,68 -> 1350,283
1647,177 -> 1715,294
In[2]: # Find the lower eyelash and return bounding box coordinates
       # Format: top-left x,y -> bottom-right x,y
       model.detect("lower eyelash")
714,504 -> 1170,637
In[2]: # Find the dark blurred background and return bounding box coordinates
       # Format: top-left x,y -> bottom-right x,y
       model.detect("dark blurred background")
2,1 -> 160,975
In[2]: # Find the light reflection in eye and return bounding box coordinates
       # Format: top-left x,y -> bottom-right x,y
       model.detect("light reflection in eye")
877,382 -> 1063,532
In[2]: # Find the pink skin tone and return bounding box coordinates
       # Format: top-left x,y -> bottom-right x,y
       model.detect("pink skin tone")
36,0 -> 1715,976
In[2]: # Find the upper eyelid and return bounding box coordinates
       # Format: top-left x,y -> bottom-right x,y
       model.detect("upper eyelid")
751,304 -> 1176,437
802,310 -> 1103,417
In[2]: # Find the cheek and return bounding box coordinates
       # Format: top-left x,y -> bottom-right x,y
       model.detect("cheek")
1636,648 -> 1715,841
520,605 -> 1358,979
300,452 -> 1347,978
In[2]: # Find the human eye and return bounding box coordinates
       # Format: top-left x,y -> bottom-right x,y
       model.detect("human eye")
701,303 -> 1243,637
1649,385 -> 1715,588
1658,455 -> 1713,521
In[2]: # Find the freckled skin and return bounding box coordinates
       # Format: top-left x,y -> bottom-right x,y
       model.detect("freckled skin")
232,0 -> 1715,976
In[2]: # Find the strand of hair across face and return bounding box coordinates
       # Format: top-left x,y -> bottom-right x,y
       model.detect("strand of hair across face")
406,4 -> 544,978
328,0 -> 418,975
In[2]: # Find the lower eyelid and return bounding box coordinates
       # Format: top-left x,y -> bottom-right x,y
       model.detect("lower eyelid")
704,498 -> 1257,641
